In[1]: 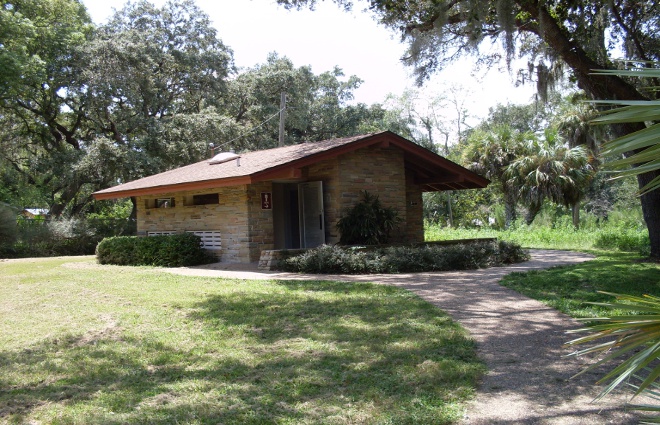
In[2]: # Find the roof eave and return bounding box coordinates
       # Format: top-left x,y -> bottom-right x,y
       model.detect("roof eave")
93,176 -> 253,200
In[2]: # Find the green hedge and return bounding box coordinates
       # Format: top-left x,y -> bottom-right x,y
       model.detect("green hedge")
277,240 -> 530,274
96,233 -> 216,267
0,218 -> 137,259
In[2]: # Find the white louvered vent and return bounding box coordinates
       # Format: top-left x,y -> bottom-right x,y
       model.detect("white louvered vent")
186,231 -> 222,250
147,231 -> 176,236
148,231 -> 221,250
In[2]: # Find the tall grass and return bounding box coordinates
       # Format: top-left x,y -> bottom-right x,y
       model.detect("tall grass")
426,209 -> 650,254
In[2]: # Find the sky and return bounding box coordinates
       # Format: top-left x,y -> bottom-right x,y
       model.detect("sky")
81,0 -> 536,123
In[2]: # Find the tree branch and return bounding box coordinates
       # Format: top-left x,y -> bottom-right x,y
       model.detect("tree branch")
525,2 -> 647,102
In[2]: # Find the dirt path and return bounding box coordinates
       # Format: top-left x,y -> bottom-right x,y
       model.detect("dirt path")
164,250 -> 640,424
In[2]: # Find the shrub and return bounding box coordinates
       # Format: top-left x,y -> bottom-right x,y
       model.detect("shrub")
97,233 -> 216,267
336,191 -> 401,245
497,240 -> 531,264
1,217 -> 136,259
278,240 -> 530,274
96,236 -> 137,265
0,205 -> 17,248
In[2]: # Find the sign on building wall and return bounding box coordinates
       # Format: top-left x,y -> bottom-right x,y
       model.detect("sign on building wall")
261,192 -> 272,210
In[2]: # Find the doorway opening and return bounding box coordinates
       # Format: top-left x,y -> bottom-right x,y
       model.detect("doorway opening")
273,181 -> 325,249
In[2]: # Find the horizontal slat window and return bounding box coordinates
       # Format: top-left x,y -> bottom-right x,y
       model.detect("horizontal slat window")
147,231 -> 221,250
147,231 -> 176,236
186,231 -> 222,249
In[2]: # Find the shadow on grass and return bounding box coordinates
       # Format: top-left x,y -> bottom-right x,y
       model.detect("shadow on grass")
0,280 -> 484,424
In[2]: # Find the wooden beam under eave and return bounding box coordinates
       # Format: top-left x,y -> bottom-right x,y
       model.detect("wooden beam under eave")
92,176 -> 253,200
288,168 -> 302,178
416,174 -> 464,185
252,167 -> 303,182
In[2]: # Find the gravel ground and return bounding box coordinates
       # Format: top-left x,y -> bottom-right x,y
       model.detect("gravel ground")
163,249 -> 643,424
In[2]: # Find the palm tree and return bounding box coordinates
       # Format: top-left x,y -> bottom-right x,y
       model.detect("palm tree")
553,93 -> 604,153
506,129 -> 594,227
463,125 -> 533,227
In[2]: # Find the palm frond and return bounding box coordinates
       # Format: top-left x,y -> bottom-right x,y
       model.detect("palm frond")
567,292 -> 660,409
590,66 -> 660,196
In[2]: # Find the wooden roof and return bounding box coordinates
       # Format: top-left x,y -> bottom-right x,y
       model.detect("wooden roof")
93,131 -> 488,200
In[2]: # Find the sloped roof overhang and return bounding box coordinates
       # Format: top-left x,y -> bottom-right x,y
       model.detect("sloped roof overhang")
93,131 -> 488,200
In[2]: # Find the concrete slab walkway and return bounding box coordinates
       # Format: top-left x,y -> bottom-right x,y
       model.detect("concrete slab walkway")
163,249 -> 641,424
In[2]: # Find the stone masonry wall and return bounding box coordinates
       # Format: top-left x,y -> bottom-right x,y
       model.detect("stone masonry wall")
335,145 -> 408,244
302,145 -> 425,245
246,181 -> 275,262
136,185 -> 251,263
405,169 -> 425,243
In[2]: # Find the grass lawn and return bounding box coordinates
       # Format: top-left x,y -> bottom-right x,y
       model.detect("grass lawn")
500,252 -> 660,318
0,257 -> 484,425
426,224 -> 658,319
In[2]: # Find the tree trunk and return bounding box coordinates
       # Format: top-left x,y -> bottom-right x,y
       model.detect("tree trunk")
130,197 -> 138,221
504,191 -> 517,229
637,171 -> 660,259
446,191 -> 453,227
572,202 -> 580,230
615,123 -> 660,259
525,201 -> 542,225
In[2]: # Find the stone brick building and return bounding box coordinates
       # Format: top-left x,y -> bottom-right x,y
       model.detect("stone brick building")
93,131 -> 488,263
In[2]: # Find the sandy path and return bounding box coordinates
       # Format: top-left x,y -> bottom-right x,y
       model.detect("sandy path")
163,249 -> 642,424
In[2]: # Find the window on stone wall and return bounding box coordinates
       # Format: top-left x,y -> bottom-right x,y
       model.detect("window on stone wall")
184,193 -> 219,206
156,198 -> 175,208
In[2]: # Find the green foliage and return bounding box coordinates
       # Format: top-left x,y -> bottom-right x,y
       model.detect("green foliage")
0,2 -> 399,217
462,124 -> 533,226
336,191 -> 401,245
225,53 -> 390,150
0,204 -> 17,247
566,293 -> 660,422
278,240 -> 529,274
594,231 -> 651,256
96,233 -> 216,267
591,67 -> 660,194
506,127 -> 595,227
0,0 -> 94,217
0,217 -> 136,258
425,208 -> 651,255
279,0 -> 660,96
279,0 -> 660,260
86,199 -> 133,220
94,235 -> 137,266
